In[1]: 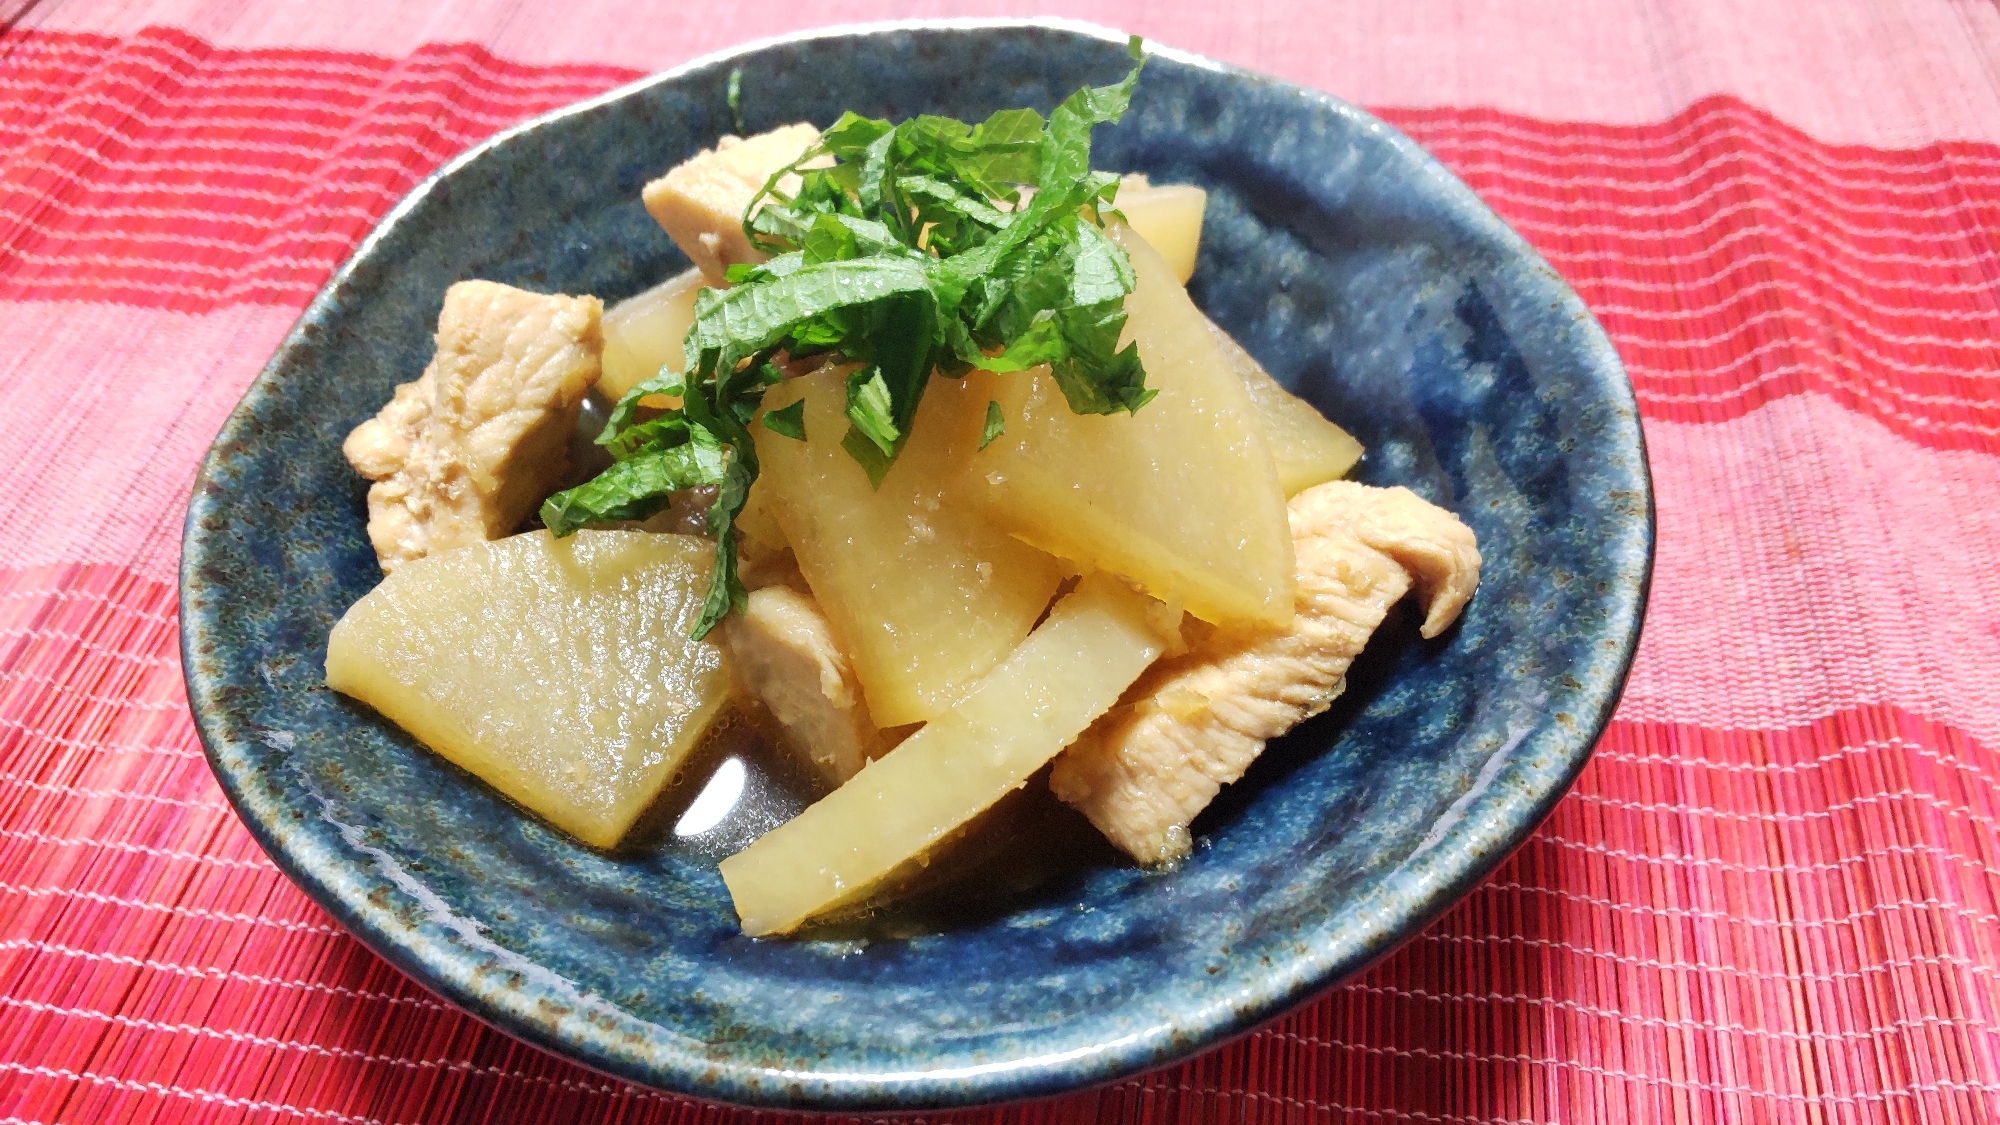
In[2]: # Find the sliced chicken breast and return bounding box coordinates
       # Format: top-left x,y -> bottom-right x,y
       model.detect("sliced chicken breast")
1050,480 -> 1481,864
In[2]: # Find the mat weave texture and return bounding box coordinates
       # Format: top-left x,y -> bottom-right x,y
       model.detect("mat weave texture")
4,1 -> 2000,1121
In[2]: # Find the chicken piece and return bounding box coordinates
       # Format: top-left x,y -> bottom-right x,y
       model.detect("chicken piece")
721,585 -> 895,785
1049,481 -> 1481,864
343,281 -> 603,572
642,123 -> 821,284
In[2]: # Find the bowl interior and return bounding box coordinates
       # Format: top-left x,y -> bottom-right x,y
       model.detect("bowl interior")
182,21 -> 1650,1111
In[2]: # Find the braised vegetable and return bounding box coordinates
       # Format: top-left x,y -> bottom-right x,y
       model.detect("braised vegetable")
1209,318 -> 1364,495
599,268 -> 706,401
1117,179 -> 1205,283
540,39 -> 1152,638
326,530 -> 731,847
753,368 -> 1063,726
719,573 -> 1168,935
962,223 -> 1296,629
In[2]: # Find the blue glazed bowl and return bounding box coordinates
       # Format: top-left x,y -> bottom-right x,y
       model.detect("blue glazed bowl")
182,19 -> 1651,1111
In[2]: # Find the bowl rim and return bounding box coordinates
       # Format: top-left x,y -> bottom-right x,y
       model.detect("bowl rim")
181,16 -> 1655,1111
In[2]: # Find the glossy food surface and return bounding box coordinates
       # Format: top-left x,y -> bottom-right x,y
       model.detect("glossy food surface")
966,223 -> 1295,629
324,530 -> 729,848
721,574 -> 1165,935
1118,182 -> 1206,283
181,21 -> 1651,1111
754,368 -> 1065,726
1213,319 -> 1365,494
598,267 -> 704,400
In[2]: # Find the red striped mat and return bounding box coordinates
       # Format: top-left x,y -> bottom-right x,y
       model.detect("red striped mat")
4,2 -> 1999,1121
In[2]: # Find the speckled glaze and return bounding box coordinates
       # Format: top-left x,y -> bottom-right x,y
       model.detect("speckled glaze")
181,19 -> 1652,1111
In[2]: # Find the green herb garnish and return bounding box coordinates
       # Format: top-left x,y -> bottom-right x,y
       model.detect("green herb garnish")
542,37 -> 1150,638
979,400 -> 1006,450
761,397 -> 807,441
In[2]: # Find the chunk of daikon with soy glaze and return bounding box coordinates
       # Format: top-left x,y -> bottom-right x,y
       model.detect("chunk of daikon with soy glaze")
324,530 -> 731,849
1207,316 -> 1363,495
599,267 -> 706,402
1117,179 -> 1206,284
752,369 -> 1065,727
963,223 -> 1295,630
720,573 -> 1169,936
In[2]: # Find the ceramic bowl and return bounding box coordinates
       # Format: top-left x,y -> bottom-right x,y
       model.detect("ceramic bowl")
182,19 -> 1651,1110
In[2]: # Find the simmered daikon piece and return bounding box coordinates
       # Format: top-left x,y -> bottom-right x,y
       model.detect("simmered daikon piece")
754,369 -> 1064,726
733,479 -> 787,552
1117,179 -> 1206,284
1208,317 -> 1363,494
325,530 -> 730,848
599,268 -> 706,401
963,224 -> 1295,629
1116,178 -> 1361,492
719,574 -> 1168,935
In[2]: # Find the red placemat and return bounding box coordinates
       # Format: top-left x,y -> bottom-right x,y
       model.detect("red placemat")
5,1 -> 1999,1121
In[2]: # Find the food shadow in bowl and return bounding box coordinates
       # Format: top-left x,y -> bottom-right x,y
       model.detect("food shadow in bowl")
181,18 -> 1652,1111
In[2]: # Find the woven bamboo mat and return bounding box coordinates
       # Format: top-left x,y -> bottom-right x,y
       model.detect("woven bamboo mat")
4,1 -> 1999,1121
